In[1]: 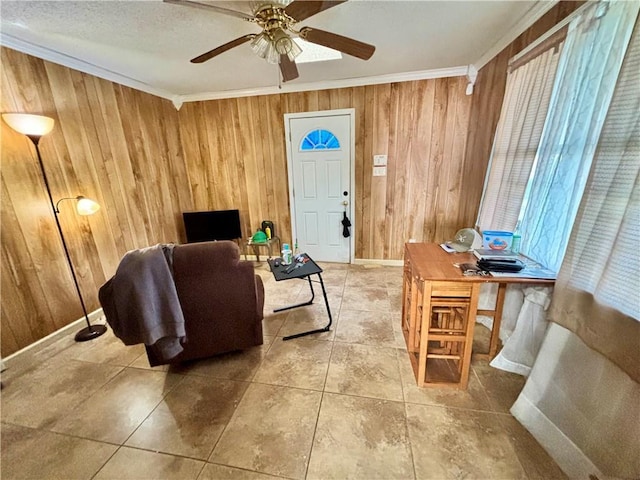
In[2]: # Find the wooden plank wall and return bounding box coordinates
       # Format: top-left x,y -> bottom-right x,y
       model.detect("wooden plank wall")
177,78 -> 473,262
0,2 -> 581,355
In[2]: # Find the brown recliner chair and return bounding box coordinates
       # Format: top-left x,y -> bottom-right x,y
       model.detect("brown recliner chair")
144,240 -> 264,366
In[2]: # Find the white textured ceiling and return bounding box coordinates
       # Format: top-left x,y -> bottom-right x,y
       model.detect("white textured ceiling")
0,1 -> 555,105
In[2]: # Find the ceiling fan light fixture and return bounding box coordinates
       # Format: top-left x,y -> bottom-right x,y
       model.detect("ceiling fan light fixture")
251,32 -> 271,59
272,28 -> 296,55
281,31 -> 303,61
252,28 -> 301,64
266,41 -> 281,64
250,32 -> 279,64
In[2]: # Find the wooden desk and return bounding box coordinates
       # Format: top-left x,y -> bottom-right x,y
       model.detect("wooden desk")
401,243 -> 554,389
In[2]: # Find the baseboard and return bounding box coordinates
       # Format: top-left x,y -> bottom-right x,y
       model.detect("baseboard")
244,256 -> 403,266
353,258 -> 404,267
2,308 -> 106,370
510,393 -> 603,479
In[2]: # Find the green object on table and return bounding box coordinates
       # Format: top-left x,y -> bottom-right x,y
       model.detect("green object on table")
252,230 -> 268,243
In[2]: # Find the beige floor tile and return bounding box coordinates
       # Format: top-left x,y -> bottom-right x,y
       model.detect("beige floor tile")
472,360 -> 526,413
210,383 -> 322,479
316,268 -> 347,287
472,323 -> 492,355
345,268 -> 390,288
94,446 -> 204,480
51,368 -> 184,443
261,306 -> 289,336
0,334 -> 78,382
126,376 -> 249,459
294,284 -> 343,313
182,341 -> 271,381
390,313 -> 410,349
128,353 -> 197,374
307,393 -> 415,480
384,269 -> 404,288
406,403 -> 527,480
1,423 -> 117,480
198,463 -> 281,479
263,280 -> 304,305
278,304 -> 337,341
317,261 -> 350,270
325,343 -> 403,401
0,263 -> 567,480
499,415 -> 568,480
335,309 -> 397,347
387,287 -> 403,313
1,359 -> 123,429
129,351 -> 173,371
254,337 -> 332,390
64,332 -> 146,366
341,286 -> 390,311
398,350 -> 494,411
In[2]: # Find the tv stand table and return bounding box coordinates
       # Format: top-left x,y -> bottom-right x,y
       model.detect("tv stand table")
245,236 -> 281,262
267,254 -> 333,340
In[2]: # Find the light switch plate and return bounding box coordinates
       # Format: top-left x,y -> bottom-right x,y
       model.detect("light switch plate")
373,155 -> 387,166
373,166 -> 387,176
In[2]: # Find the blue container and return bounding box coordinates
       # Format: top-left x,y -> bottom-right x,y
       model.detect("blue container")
482,231 -> 513,251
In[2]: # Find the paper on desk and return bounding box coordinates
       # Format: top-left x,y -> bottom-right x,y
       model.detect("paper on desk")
440,243 -> 456,253
490,267 -> 556,280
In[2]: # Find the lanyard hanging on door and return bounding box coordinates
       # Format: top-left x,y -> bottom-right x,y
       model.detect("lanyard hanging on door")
341,199 -> 351,238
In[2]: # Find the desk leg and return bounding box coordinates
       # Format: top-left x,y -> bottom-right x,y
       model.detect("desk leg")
460,284 -> 480,390
488,282 -> 507,359
282,274 -> 333,341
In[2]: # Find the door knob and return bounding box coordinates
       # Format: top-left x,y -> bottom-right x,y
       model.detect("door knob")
342,201 -> 348,206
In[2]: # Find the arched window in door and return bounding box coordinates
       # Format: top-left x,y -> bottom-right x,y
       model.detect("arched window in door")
300,129 -> 340,151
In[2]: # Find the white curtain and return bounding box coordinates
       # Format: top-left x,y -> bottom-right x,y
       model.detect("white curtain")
489,285 -> 553,376
549,11 -> 640,381
511,324 -> 640,479
519,0 -> 639,272
476,43 -> 563,232
512,11 -> 640,479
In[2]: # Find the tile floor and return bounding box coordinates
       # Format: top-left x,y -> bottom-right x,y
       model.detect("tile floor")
0,262 -> 567,480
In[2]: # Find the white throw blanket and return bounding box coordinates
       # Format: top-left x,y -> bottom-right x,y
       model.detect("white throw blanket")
99,244 -> 186,359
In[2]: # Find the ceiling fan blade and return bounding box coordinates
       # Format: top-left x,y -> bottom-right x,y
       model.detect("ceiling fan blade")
299,27 -> 375,60
191,34 -> 255,63
284,1 -> 347,22
164,0 -> 254,21
279,55 -> 299,82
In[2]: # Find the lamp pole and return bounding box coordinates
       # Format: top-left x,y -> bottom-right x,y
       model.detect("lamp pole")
28,135 -> 107,342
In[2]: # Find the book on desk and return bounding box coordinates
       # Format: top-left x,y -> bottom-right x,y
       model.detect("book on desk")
472,249 -> 556,279
473,248 -> 520,260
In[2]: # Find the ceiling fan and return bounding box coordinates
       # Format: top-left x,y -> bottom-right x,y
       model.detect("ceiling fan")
165,0 -> 375,82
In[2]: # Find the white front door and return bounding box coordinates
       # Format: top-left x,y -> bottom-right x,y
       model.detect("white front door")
285,110 -> 354,263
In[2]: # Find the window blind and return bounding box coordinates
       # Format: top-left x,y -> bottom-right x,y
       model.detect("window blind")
562,22 -> 640,319
549,17 -> 640,383
476,43 -> 563,232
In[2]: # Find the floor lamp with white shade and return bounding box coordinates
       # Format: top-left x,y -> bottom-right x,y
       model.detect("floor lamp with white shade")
2,113 -> 107,342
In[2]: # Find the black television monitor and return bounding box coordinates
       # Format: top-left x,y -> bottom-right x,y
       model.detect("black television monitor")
182,209 -> 242,243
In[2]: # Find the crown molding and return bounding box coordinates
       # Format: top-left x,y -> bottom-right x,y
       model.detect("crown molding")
1,33 -> 181,106
473,0 -> 559,71
177,66 -> 470,104
0,33 -> 479,108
